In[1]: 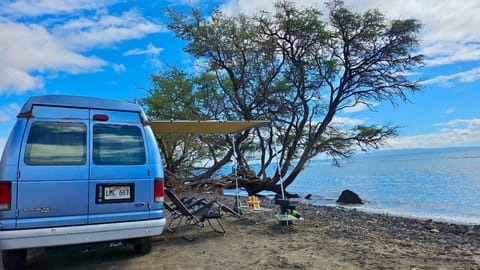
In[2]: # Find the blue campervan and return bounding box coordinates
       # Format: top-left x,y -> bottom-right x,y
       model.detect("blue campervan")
0,95 -> 166,270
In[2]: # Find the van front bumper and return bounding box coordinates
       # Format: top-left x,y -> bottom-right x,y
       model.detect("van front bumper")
0,218 -> 165,250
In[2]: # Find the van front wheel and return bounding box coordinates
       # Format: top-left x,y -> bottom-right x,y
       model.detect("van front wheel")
132,238 -> 152,255
2,249 -> 27,270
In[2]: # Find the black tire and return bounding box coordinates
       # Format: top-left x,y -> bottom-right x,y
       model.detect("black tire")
2,249 -> 27,270
133,238 -> 152,255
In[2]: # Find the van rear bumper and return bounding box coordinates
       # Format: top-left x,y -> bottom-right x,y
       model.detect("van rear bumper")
0,218 -> 165,250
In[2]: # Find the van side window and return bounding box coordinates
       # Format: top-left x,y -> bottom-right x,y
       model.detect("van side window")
93,124 -> 146,165
25,122 -> 87,165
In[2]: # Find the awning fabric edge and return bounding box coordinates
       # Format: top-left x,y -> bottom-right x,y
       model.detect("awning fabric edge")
150,120 -> 270,135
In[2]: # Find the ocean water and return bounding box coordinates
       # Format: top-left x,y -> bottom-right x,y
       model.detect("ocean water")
226,147 -> 480,225
288,147 -> 480,225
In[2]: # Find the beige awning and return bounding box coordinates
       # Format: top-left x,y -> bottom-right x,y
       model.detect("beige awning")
150,120 -> 269,135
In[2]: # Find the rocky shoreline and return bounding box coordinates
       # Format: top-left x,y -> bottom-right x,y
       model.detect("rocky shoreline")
197,193 -> 480,269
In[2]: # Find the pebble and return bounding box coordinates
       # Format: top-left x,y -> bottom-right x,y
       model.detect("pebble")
191,192 -> 480,267
438,239 -> 448,245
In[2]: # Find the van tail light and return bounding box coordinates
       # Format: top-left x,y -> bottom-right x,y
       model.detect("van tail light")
154,178 -> 164,203
0,182 -> 11,210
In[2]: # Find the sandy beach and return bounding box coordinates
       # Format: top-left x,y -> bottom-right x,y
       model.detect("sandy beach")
15,193 -> 480,270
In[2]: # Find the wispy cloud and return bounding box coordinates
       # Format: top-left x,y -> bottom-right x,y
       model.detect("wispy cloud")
423,42 -> 480,67
342,101 -> 379,113
112,63 -> 126,73
331,116 -> 365,127
124,43 -> 163,56
386,131 -> 480,149
388,118 -> 480,149
0,0 -> 114,17
443,108 -> 455,115
123,43 -> 165,71
0,103 -> 20,122
52,11 -> 166,51
421,67 -> 480,87
434,118 -> 480,129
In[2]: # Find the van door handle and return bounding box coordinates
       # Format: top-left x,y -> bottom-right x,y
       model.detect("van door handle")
134,202 -> 146,207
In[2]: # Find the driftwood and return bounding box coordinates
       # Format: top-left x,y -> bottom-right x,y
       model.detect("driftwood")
164,167 -> 264,195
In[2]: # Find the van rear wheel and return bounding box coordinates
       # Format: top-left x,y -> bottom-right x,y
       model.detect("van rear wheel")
133,238 -> 152,255
2,249 -> 27,270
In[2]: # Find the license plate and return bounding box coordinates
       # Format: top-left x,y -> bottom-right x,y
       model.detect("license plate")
104,186 -> 131,200
97,183 -> 135,203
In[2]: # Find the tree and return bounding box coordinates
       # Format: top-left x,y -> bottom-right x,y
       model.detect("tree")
145,0 -> 423,195
140,68 -> 233,186
141,69 -> 204,178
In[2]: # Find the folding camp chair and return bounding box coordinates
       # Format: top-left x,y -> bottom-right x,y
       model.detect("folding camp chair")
164,194 -> 210,233
165,189 -> 226,241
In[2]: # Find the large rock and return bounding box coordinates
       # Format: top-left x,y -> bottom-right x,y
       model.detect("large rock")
336,189 -> 363,204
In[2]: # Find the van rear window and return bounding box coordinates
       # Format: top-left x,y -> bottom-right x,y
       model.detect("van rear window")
93,124 -> 146,165
25,122 -> 87,165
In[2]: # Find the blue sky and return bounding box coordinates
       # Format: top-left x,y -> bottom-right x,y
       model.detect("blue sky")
1,0 -> 479,153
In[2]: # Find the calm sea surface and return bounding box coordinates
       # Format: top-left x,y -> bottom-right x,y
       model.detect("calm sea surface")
288,147 -> 480,225
227,147 -> 480,225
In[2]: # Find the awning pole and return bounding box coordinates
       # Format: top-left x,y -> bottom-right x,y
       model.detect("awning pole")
273,136 -> 285,200
232,134 -> 241,212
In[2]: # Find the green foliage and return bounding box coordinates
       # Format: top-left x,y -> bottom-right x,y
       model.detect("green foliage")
140,68 -> 229,177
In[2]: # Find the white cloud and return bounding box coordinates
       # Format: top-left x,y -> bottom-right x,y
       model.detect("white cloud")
0,21 -> 106,94
221,0 -> 319,15
0,103 -> 20,122
112,63 -> 126,73
387,118 -> 480,149
146,56 -> 163,70
435,118 -> 480,129
338,1 -> 480,68
52,11 -> 166,51
124,43 -> 163,56
331,116 -> 365,127
123,43 -> 165,70
0,113 -> 10,123
0,0 -> 113,17
422,67 -> 480,87
0,3 -> 166,94
387,130 -> 480,149
0,103 -> 20,155
443,108 -> 455,115
342,101 -> 379,113
423,42 -> 480,67
0,67 -> 45,93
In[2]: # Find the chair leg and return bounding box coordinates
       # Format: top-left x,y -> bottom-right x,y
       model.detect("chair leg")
207,218 -> 225,235
167,215 -> 184,233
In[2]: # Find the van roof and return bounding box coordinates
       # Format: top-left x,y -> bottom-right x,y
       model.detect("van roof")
19,95 -> 147,121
